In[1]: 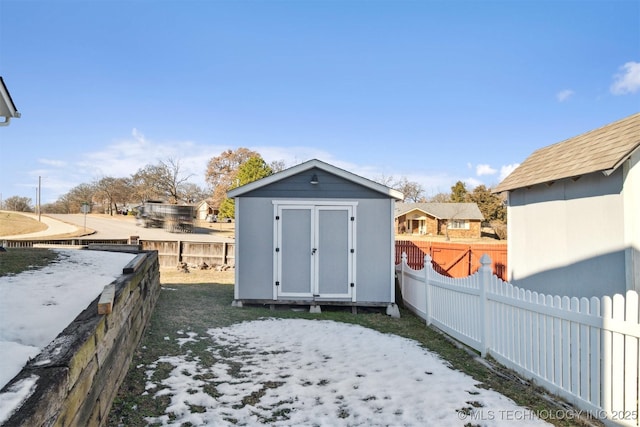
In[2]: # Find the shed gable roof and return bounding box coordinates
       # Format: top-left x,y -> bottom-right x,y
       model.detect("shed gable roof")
395,202 -> 484,220
0,76 -> 21,125
494,112 -> 640,193
227,159 -> 404,200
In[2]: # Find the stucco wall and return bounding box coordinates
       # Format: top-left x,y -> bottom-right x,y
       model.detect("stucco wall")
1,251 -> 161,427
507,169 -> 627,298
623,149 -> 640,292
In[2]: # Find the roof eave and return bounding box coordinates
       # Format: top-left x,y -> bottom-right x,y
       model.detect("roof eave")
227,159 -> 404,200
0,77 -> 20,120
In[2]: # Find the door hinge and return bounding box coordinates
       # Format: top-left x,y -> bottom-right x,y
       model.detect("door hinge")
275,215 -> 280,220
275,281 -> 280,286
275,247 -> 280,252
350,283 -> 355,288
350,248 -> 354,253
351,216 -> 355,221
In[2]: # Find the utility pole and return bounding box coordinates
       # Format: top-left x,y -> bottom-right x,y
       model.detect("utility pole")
38,176 -> 42,222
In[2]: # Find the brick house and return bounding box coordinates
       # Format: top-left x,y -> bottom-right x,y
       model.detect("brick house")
395,202 -> 484,239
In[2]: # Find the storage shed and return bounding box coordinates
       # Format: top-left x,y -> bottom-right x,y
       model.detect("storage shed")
227,159 -> 404,315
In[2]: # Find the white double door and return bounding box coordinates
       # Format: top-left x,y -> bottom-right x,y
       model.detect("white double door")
274,202 -> 356,300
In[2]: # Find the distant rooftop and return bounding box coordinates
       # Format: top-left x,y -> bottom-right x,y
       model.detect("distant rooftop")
395,202 -> 484,220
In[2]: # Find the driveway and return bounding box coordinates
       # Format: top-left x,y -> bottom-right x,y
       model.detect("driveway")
2,213 -> 233,243
48,214 -> 234,242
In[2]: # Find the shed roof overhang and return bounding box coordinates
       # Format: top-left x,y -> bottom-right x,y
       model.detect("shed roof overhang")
493,113 -> 640,193
0,77 -> 21,127
227,159 -> 404,200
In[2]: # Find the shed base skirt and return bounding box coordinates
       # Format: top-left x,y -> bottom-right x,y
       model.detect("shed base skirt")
231,299 -> 400,318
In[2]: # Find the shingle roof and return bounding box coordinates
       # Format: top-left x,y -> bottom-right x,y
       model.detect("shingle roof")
493,112 -> 640,193
227,159 -> 404,200
395,202 -> 484,220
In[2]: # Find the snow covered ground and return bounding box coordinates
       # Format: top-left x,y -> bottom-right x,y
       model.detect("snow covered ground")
142,318 -> 550,426
0,250 -> 552,426
0,249 -> 135,391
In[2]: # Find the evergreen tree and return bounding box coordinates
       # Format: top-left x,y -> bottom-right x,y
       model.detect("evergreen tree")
219,155 -> 273,219
450,181 -> 468,202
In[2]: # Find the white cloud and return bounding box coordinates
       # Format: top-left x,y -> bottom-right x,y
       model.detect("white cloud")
131,127 -> 146,143
38,159 -> 67,167
26,131 -> 481,205
610,61 -> 640,95
556,89 -> 574,102
499,163 -> 519,181
476,164 -> 497,176
464,177 -> 483,189
76,131 -> 223,186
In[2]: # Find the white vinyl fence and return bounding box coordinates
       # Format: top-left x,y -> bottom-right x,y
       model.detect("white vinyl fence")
396,252 -> 640,427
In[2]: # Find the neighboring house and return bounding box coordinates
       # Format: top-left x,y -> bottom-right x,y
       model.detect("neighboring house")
227,159 -> 404,315
195,200 -> 217,220
0,76 -> 21,126
395,202 -> 484,239
494,112 -> 640,298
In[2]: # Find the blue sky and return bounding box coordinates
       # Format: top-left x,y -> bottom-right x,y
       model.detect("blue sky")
0,0 -> 638,204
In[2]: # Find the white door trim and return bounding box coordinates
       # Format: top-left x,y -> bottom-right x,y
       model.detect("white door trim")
273,200 -> 358,301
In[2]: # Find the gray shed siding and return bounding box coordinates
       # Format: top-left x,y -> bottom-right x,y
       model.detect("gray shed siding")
239,167 -> 388,199
235,197 -> 395,302
235,197 -> 275,300
234,170 -> 396,304
353,198 -> 395,302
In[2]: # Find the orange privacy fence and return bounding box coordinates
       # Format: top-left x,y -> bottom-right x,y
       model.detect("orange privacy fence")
395,240 -> 508,281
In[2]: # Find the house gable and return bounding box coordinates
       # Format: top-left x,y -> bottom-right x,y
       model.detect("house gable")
228,159 -> 403,200
233,166 -> 391,199
496,114 -> 640,297
495,112 -> 640,193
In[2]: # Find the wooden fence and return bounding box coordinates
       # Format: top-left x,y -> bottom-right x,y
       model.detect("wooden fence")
140,240 -> 235,268
3,239 -> 236,269
395,240 -> 508,281
396,253 -> 640,426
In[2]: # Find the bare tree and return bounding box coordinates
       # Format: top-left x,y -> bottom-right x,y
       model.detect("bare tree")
428,192 -> 451,203
180,183 -> 208,204
373,175 -> 425,202
3,196 -> 32,212
65,183 -> 96,213
132,158 -> 193,203
395,177 -> 425,202
205,148 -> 260,208
269,159 -> 287,173
94,177 -> 132,215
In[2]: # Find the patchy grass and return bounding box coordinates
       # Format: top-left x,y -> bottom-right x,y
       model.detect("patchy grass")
0,211 -> 47,236
0,248 -> 60,277
108,279 -> 596,427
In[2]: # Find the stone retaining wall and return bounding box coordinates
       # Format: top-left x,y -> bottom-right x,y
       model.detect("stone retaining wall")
1,250 -> 160,427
